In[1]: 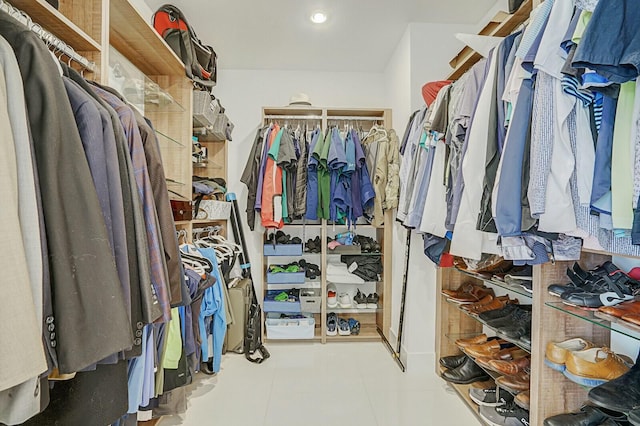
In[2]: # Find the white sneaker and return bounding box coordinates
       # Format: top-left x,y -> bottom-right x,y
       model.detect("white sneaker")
327,283 -> 338,308
338,292 -> 351,308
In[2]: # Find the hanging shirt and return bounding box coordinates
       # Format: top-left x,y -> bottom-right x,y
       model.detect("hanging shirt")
196,247 -> 227,374
254,125 -> 273,211
306,128 -> 322,220
328,127 -> 347,222
261,125 -> 283,228
317,130 -> 332,219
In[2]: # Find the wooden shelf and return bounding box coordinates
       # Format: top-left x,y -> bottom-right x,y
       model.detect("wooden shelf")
8,0 -> 101,51
326,326 -> 381,342
446,0 -> 533,80
109,0 -> 185,76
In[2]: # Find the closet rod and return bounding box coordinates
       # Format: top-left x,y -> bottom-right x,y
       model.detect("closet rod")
263,115 -> 323,120
0,0 -> 96,72
328,116 -> 383,121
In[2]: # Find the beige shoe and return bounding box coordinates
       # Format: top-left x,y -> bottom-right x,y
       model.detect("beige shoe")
564,347 -> 631,387
455,334 -> 487,349
545,337 -> 594,372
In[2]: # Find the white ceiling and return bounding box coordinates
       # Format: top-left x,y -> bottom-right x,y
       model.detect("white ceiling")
145,0 -> 497,72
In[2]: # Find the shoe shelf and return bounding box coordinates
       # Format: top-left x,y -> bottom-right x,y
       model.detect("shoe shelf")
438,366 -> 489,425
325,325 -> 381,342
546,302 -> 640,342
456,268 -> 533,299
260,209 -> 393,345
326,307 -> 380,314
442,296 -> 532,353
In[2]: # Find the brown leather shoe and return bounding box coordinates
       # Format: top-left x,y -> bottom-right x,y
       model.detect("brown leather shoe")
565,348 -> 630,385
514,391 -> 530,410
442,282 -> 476,298
464,340 -> 504,358
496,371 -> 530,392
474,347 -> 527,370
599,301 -> 640,318
545,338 -> 595,371
448,286 -> 495,303
455,334 -> 487,349
467,296 -> 505,314
488,356 -> 531,375
621,313 -> 640,327
460,294 -> 495,312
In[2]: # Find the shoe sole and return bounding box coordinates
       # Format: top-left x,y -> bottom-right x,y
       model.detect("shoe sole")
338,302 -> 352,308
338,329 -> 351,336
548,291 -> 563,298
366,303 -> 378,309
563,369 -> 607,388
479,411 -> 509,426
327,329 -> 337,336
543,358 -> 566,372
441,373 -> 491,385
469,393 -> 507,407
495,383 -> 527,395
355,303 -> 367,309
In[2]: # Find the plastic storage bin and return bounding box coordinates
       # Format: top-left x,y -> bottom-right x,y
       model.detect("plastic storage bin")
299,288 -> 321,313
263,244 -> 303,256
263,290 -> 301,313
265,313 -> 315,340
266,270 -> 306,284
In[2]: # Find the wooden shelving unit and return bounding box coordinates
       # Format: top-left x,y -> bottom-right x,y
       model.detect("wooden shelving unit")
436,249 -> 632,424
108,0 -> 184,76
260,107 -> 393,344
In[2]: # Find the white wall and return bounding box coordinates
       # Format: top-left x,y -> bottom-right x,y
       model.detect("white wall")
213,69 -> 387,303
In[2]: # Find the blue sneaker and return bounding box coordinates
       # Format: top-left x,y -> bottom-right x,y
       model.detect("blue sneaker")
348,318 -> 360,335
338,318 -> 350,336
327,312 -> 337,336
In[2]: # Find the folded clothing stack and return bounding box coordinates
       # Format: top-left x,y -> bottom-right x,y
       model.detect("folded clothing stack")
340,255 -> 382,282
326,262 -> 364,284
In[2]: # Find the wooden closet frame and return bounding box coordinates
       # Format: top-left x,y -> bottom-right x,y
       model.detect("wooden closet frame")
260,106 -> 394,344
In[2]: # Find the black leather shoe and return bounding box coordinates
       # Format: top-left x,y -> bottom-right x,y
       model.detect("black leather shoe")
200,360 -> 216,375
439,354 -> 466,370
544,405 -> 609,426
478,304 -> 519,323
441,356 -> 490,384
589,358 -> 640,413
628,407 -> 640,426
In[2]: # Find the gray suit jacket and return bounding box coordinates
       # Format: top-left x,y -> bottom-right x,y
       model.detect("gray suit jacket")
0,12 -> 133,374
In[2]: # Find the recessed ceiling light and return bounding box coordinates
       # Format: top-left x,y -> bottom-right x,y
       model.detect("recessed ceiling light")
310,11 -> 327,24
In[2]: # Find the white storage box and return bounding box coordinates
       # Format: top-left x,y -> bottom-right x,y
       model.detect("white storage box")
265,313 -> 315,340
299,288 -> 321,313
195,200 -> 231,221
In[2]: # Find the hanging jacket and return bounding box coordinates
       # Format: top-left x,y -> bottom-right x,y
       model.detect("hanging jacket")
240,126 -> 266,230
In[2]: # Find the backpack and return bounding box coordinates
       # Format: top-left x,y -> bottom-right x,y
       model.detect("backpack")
152,4 -> 217,87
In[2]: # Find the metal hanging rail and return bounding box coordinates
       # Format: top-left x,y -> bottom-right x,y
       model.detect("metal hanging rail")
263,115 -> 383,122
263,115 -> 323,120
0,0 -> 96,72
327,116 -> 384,121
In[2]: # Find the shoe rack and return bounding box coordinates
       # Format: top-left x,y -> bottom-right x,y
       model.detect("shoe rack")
260,106 -> 393,344
435,250 -> 638,425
